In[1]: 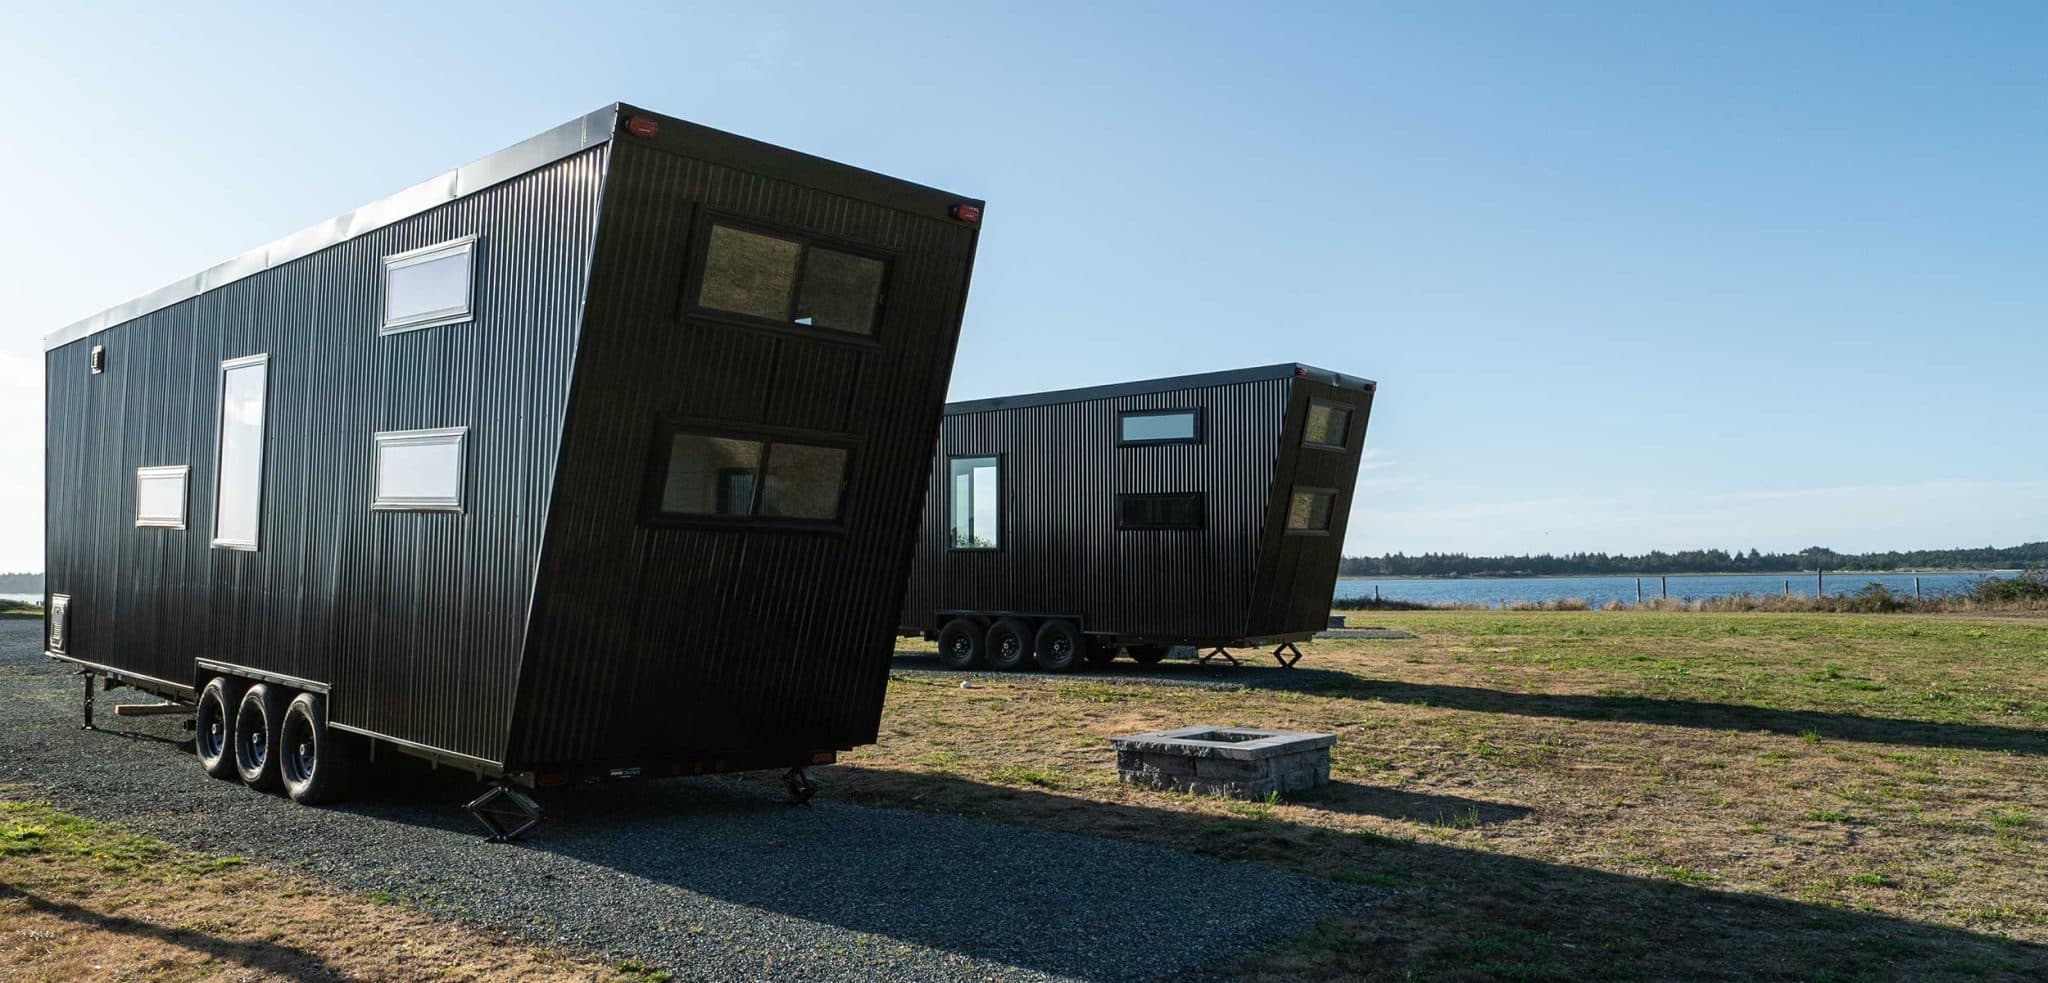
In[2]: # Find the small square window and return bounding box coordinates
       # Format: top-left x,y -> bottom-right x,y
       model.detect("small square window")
948,456 -> 1000,549
1119,409 -> 1201,445
760,442 -> 849,520
1118,492 -> 1204,530
661,434 -> 765,516
695,222 -> 887,337
135,465 -> 189,528
374,428 -> 467,511
382,236 -> 478,335
1303,401 -> 1353,451
1285,488 -> 1337,533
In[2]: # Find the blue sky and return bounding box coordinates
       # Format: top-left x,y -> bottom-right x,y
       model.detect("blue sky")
1,1 -> 2043,570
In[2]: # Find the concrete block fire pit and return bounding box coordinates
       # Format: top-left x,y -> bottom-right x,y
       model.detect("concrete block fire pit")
1111,726 -> 1335,799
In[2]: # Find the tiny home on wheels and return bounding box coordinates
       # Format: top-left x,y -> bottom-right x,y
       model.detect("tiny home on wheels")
899,364 -> 1374,671
42,104 -> 984,835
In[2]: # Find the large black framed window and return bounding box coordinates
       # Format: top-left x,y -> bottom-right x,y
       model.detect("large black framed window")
1118,492 -> 1205,530
687,218 -> 889,340
1118,408 -> 1202,445
647,424 -> 853,529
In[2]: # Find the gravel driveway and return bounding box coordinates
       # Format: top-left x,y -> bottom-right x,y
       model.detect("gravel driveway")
2,620 -> 1366,982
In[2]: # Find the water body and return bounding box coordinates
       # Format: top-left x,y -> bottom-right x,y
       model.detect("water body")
1335,571 -> 2019,608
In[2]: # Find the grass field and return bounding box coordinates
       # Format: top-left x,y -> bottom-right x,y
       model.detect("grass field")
841,611 -> 2048,980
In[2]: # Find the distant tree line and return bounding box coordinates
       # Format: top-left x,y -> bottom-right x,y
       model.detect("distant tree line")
0,572 -> 41,592
1338,543 -> 2048,578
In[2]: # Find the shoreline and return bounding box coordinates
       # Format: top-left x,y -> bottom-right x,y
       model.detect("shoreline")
1337,570 -> 2018,582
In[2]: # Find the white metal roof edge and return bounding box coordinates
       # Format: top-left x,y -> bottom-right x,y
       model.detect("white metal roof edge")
43,103 -> 623,352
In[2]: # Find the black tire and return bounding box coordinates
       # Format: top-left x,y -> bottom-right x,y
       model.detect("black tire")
233,683 -> 287,792
937,618 -> 985,669
194,676 -> 244,780
1129,644 -> 1171,666
1033,620 -> 1085,672
1082,639 -> 1120,667
984,618 -> 1034,671
279,691 -> 353,805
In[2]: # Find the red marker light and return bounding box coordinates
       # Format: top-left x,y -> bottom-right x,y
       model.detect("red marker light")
950,203 -> 982,224
625,116 -> 659,139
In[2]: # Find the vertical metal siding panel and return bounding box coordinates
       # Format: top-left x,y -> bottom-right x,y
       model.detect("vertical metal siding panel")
41,147 -> 605,765
901,376 -> 1293,642
511,141 -> 977,766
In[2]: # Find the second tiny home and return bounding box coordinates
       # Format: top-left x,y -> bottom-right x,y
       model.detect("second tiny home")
899,364 -> 1375,671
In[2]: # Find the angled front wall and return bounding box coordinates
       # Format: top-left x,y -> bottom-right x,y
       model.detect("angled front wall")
42,147 -> 607,764
509,137 -> 980,767
1246,380 -> 1376,636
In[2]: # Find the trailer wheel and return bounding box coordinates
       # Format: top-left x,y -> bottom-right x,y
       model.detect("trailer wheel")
1128,644 -> 1171,666
937,618 -> 985,669
194,676 -> 244,780
278,692 -> 353,805
1082,639 -> 1119,667
233,683 -> 287,792
1033,620 -> 1085,672
984,618 -> 1034,671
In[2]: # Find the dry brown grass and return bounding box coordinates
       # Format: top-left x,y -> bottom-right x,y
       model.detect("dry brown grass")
0,795 -> 646,982
840,611 -> 2048,980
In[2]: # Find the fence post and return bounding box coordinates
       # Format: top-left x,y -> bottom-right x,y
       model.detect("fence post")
1374,585 -> 1381,602
1783,579 -> 1789,597
1661,575 -> 1668,599
1915,576 -> 1922,601
1636,577 -> 1643,604
1816,567 -> 1823,596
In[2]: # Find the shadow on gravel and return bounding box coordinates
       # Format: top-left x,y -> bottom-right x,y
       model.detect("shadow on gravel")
822,769 -> 2048,979
0,885 -> 350,981
1317,680 -> 2048,755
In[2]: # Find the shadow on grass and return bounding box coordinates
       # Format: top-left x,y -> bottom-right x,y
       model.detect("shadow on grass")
814,768 -> 2045,981
1314,680 -> 2048,755
0,885 -> 350,981
1287,781 -> 1531,826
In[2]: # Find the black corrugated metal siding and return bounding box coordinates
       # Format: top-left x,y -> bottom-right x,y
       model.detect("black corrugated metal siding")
42,146 -> 607,764
507,138 -> 979,767
900,375 -> 1296,641
1246,379 -> 1377,635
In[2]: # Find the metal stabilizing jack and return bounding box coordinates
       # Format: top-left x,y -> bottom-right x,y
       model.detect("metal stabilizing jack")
1271,641 -> 1305,669
1197,647 -> 1238,666
783,766 -> 820,805
78,670 -> 96,730
465,784 -> 544,843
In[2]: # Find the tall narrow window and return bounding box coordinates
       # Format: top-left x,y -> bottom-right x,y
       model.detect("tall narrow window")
373,428 -> 468,511
1119,409 -> 1201,445
694,222 -> 887,337
135,466 -> 189,528
1118,492 -> 1204,530
948,456 -> 1000,549
213,354 -> 268,549
1285,487 -> 1337,533
1302,400 -> 1354,451
382,235 -> 478,334
653,428 -> 851,525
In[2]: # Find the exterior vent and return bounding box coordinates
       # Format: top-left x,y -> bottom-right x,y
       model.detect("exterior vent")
90,346 -> 106,374
47,594 -> 70,653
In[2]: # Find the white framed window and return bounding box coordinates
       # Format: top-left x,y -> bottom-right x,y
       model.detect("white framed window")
373,427 -> 468,511
135,465 -> 190,528
212,354 -> 269,550
381,235 -> 478,335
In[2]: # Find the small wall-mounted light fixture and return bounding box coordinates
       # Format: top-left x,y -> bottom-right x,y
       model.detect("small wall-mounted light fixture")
90,345 -> 106,374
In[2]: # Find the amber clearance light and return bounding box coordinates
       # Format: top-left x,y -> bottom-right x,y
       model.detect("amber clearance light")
625,115 -> 659,139
950,203 -> 981,224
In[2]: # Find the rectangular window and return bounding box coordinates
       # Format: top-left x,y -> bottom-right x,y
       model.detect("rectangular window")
382,235 -> 478,334
373,428 -> 467,511
1118,492 -> 1204,531
1302,400 -> 1354,451
655,429 -> 850,524
212,354 -> 268,549
948,456 -> 1000,549
135,465 -> 189,528
695,222 -> 886,337
1119,409 -> 1201,445
1285,487 -> 1337,533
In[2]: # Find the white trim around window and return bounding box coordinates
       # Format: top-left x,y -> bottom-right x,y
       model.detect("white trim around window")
211,353 -> 269,550
373,427 -> 469,511
135,465 -> 190,529
380,235 -> 479,335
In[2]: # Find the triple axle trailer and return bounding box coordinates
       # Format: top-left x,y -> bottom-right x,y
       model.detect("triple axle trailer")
41,103 -> 984,830
899,364 -> 1375,671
